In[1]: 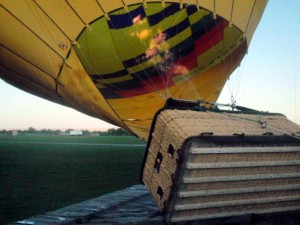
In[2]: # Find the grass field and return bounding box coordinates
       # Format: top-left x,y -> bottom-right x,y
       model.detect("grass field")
0,136 -> 146,225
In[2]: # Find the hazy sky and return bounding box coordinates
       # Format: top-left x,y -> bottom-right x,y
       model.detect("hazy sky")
0,0 -> 299,131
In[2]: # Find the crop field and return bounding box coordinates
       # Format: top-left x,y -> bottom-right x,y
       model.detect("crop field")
0,136 -> 146,225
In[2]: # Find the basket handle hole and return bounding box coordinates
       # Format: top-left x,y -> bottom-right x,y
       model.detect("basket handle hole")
167,144 -> 175,158
154,152 -> 163,173
157,186 -> 164,199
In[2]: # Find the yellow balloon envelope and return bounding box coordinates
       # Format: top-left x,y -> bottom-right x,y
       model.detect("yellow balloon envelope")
0,0 -> 267,140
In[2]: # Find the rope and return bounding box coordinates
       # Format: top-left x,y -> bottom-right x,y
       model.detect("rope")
212,105 -> 300,141
110,3 -> 171,99
163,3 -> 188,98
187,99 -> 300,141
93,2 -> 167,98
175,9 -> 226,97
227,51 -> 248,107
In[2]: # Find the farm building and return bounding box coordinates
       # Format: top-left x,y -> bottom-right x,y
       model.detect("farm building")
70,130 -> 83,136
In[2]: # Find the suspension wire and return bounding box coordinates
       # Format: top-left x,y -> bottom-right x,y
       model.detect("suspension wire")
173,10 -> 214,98
141,1 -> 170,98
212,0 -> 251,107
227,38 -> 247,107
177,10 -> 226,99
153,1 -> 167,97
120,2 -> 189,99
76,4 -> 165,98
161,2 -> 187,98
233,32 -> 253,107
214,14 -> 249,109
93,2 -> 166,98
234,53 -> 248,103
214,16 -> 238,107
161,1 -> 172,98
228,0 -> 235,71
150,5 -> 235,100
178,9 -> 230,98
223,35 -> 249,108
215,17 -> 230,80
110,3 -> 168,99
294,73 -> 297,124
212,16 -> 230,82
226,0 -> 255,104
76,42 -> 161,100
196,100 -> 300,141
164,3 -> 188,98
220,112 -> 300,141
76,3 -> 190,102
97,1 -> 162,97
139,2 -> 185,99
227,66 -> 240,107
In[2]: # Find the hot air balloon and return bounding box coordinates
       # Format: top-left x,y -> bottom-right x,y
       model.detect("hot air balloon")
0,0 -> 268,140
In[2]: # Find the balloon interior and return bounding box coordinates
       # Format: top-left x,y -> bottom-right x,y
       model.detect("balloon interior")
1,1 -> 300,224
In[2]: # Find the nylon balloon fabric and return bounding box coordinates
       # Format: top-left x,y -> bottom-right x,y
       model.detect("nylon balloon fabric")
0,1 -> 267,140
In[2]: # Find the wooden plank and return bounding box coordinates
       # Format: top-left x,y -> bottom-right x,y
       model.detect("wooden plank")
170,206 -> 300,223
178,184 -> 300,197
186,160 -> 300,169
174,195 -> 300,210
190,147 -> 300,154
182,172 -> 300,183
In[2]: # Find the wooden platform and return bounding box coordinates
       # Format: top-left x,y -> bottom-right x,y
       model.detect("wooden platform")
7,184 -> 300,225
8,185 -> 162,225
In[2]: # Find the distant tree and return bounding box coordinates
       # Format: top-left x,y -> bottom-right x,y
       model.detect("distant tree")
54,129 -> 61,135
98,131 -> 107,136
40,129 -> 48,134
107,128 -> 132,136
82,130 -> 90,135
36,129 -> 60,135
28,127 -> 36,134
65,129 -> 73,134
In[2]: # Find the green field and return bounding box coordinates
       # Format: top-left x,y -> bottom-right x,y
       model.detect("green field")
0,136 -> 146,225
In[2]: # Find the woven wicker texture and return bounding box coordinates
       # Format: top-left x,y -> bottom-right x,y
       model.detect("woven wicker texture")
142,109 -> 300,223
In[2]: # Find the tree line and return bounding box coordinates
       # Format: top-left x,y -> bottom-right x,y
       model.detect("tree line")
0,127 -> 132,136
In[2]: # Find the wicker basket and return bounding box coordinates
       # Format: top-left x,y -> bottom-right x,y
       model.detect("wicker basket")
141,108 -> 300,223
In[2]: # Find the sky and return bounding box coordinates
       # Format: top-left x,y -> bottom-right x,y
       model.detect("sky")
0,0 -> 299,131
218,0 -> 300,124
